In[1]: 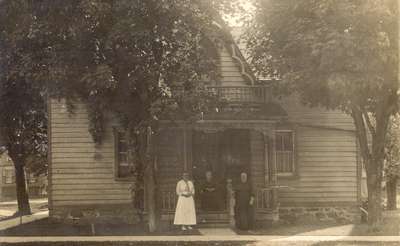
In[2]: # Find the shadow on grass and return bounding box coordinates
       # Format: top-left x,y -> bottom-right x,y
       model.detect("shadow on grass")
0,218 -> 205,236
237,219 -> 399,237
236,221 -> 350,236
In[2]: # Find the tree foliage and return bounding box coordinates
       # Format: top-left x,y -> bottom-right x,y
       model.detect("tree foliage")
245,0 -> 399,226
0,0 -> 48,214
0,0 -> 236,220
385,115 -> 400,179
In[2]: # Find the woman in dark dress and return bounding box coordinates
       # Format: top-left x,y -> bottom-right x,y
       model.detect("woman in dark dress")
234,172 -> 254,230
201,171 -> 221,211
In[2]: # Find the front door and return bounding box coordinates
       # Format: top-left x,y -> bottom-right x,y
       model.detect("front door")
192,129 -> 250,212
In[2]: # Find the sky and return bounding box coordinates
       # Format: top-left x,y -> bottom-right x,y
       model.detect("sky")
222,0 -> 255,27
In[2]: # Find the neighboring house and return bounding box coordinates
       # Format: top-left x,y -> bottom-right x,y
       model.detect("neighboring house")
0,152 -> 47,201
48,28 -> 361,226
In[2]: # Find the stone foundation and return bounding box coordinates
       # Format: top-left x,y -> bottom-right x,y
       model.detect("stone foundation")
50,205 -> 142,225
279,206 -> 360,224
50,205 -> 360,226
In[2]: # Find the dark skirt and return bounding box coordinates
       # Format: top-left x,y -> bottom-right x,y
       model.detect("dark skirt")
234,183 -> 254,230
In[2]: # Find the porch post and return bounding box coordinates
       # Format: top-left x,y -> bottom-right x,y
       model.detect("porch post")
183,125 -> 187,172
262,131 -> 270,186
270,129 -> 279,211
226,178 -> 235,228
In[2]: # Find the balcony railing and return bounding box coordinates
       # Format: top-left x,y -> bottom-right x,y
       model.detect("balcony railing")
207,86 -> 271,104
168,85 -> 271,105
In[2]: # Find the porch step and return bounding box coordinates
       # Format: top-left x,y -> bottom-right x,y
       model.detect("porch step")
197,220 -> 230,228
198,228 -> 237,235
161,212 -> 231,228
197,213 -> 230,228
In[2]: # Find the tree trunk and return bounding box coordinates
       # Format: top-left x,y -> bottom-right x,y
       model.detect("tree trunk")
351,107 -> 388,228
14,163 -> 31,215
366,166 -> 383,228
386,177 -> 397,210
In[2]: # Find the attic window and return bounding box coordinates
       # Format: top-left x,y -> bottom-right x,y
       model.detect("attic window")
275,130 -> 295,176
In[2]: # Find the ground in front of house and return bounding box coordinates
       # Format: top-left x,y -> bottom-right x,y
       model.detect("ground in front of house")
0,198 -> 48,221
1,215 -> 399,237
1,199 -> 400,245
1,212 -> 400,246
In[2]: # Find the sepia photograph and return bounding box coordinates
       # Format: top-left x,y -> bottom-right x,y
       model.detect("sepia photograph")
0,0 -> 399,245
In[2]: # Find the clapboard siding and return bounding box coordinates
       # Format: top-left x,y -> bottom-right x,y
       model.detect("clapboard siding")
279,96 -> 355,131
50,100 -> 131,208
278,127 -> 358,205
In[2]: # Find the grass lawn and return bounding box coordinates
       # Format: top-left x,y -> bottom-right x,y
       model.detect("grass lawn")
1,216 -> 399,237
245,221 -> 400,236
0,218 -> 204,236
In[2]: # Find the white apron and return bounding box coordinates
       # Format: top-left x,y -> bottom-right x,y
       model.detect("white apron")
173,180 -> 196,225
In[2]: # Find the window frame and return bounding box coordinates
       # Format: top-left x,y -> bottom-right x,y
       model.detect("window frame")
274,129 -> 296,177
113,128 -> 135,182
2,166 -> 15,184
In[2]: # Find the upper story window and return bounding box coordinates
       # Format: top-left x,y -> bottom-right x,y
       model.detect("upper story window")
2,167 -> 15,184
115,131 -> 134,179
275,130 -> 295,176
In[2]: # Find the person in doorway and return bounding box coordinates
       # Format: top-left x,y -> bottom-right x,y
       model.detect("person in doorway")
174,172 -> 197,231
200,170 -> 221,211
234,172 -> 254,230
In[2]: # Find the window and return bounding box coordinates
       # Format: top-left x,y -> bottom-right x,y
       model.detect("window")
275,130 -> 295,176
2,167 -> 15,184
115,130 -> 134,179
28,173 -> 37,184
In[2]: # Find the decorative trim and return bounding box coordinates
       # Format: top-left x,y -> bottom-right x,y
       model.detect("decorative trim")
47,96 -> 53,215
158,121 -> 277,135
229,44 -> 255,85
297,123 -> 355,133
356,138 -> 362,203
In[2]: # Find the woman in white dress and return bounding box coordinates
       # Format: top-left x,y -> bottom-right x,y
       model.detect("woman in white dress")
174,172 -> 196,230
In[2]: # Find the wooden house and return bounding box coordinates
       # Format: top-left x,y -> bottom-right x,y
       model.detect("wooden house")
48,29 -> 361,226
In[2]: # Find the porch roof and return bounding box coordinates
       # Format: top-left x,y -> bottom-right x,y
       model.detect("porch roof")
202,101 -> 287,120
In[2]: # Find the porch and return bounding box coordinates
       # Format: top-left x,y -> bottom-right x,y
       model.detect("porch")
155,121 -> 284,226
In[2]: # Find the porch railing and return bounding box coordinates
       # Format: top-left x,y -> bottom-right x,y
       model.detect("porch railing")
161,190 -> 176,212
161,187 -> 277,212
255,188 -> 274,210
207,86 -> 271,104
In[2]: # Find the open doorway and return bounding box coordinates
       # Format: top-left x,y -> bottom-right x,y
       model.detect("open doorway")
192,129 -> 250,212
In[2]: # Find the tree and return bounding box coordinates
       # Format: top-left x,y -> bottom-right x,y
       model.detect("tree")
0,0 -> 48,215
245,0 -> 399,227
384,114 -> 400,210
1,0 -> 235,231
